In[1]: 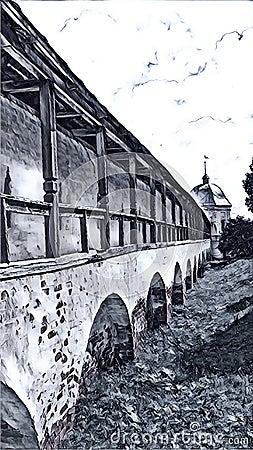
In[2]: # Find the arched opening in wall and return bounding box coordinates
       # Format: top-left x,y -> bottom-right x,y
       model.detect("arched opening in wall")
86,294 -> 134,370
185,260 -> 192,291
1,382 -> 39,449
193,256 -> 197,283
171,263 -> 184,305
146,273 -> 167,330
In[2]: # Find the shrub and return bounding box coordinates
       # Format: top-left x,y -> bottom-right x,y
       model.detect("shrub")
218,216 -> 253,259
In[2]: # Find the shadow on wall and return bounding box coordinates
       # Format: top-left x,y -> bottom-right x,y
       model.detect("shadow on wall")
1,382 -> 39,449
185,259 -> 192,291
86,294 -> 134,370
146,273 -> 167,330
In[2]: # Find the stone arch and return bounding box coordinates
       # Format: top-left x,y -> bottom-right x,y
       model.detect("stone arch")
1,382 -> 39,449
193,256 -> 197,283
185,259 -> 192,291
86,294 -> 134,369
146,272 -> 167,330
171,263 -> 184,305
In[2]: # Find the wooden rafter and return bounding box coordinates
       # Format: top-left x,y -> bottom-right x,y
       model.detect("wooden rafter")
72,129 -> 97,138
1,78 -> 39,93
56,112 -> 82,119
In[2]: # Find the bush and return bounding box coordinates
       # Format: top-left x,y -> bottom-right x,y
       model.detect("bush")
243,158 -> 253,213
218,216 -> 253,260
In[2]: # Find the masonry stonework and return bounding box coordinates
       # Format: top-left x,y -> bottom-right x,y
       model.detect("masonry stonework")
1,240 -> 209,448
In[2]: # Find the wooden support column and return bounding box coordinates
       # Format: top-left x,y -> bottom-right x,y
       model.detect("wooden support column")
161,183 -> 167,242
119,216 -> 124,247
40,78 -> 60,258
142,221 -> 147,244
0,198 -> 10,263
149,170 -> 156,244
80,211 -> 88,253
96,127 -> 110,250
129,154 -> 137,244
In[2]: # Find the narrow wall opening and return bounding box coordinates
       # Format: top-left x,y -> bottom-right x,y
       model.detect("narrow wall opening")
171,263 -> 184,305
1,382 -> 39,449
86,294 -> 134,370
185,260 -> 192,291
146,273 -> 167,330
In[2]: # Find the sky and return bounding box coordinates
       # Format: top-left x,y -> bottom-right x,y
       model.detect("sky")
18,1 -> 253,218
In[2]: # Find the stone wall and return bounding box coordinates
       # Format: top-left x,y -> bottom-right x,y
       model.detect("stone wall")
0,239 -> 209,448
0,95 -> 43,201
1,95 -> 45,261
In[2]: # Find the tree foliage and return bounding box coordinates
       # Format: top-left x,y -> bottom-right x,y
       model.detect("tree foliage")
243,158 -> 253,213
218,216 -> 253,259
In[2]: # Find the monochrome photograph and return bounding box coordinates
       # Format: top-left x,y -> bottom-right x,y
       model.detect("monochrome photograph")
1,1 -> 253,449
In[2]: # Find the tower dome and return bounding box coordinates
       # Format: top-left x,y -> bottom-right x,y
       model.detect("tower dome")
191,160 -> 232,259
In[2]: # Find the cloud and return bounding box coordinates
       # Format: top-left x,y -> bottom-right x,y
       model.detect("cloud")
18,1 -> 253,218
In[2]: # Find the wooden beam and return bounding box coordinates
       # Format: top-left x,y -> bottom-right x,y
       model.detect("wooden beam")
80,212 -> 88,253
56,112 -> 81,119
108,154 -> 129,164
129,154 -> 137,215
96,127 -> 110,250
129,154 -> 137,244
136,153 -> 153,171
136,167 -> 150,177
106,128 -> 131,153
0,198 -> 10,264
142,221 -> 147,244
119,216 -> 124,247
55,86 -> 97,127
39,78 -> 60,258
72,129 -> 97,138
161,183 -> 167,241
1,78 -> 39,94
1,35 -> 40,78
107,150 -> 127,157
149,170 -> 156,244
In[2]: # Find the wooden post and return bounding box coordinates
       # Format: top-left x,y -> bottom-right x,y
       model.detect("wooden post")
161,183 -> 167,242
149,170 -> 156,243
129,154 -> 137,244
119,216 -> 124,247
40,78 -> 60,258
179,204 -> 183,241
96,127 -> 110,250
80,212 -> 88,253
157,223 -> 161,242
171,196 -> 176,225
142,221 -> 147,244
167,225 -> 171,242
0,198 -> 10,263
